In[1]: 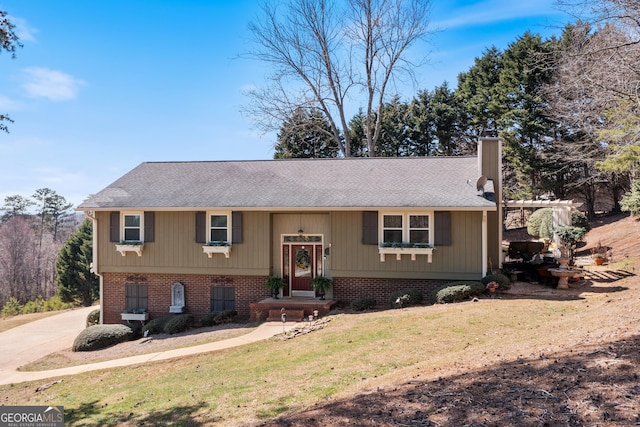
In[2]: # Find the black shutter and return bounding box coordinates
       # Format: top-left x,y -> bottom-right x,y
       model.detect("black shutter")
195,212 -> 206,243
110,211 -> 120,242
362,211 -> 378,245
434,211 -> 451,246
144,212 -> 155,242
232,212 -> 242,244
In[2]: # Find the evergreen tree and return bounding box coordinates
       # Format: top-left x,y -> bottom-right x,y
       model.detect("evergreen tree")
455,46 -> 504,139
377,95 -> 412,157
496,32 -> 557,200
55,219 -> 98,306
406,89 -> 437,156
273,108 -> 340,159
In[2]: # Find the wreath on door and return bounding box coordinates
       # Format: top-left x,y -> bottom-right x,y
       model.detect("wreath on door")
295,248 -> 310,269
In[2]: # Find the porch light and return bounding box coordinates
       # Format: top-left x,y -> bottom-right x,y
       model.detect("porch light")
298,228 -> 304,237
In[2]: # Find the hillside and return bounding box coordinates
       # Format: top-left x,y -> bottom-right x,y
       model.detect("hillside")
259,214 -> 640,426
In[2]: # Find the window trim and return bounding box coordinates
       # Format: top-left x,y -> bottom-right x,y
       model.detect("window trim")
203,211 -> 232,258
121,211 -> 144,243
378,211 -> 434,262
115,211 -> 145,256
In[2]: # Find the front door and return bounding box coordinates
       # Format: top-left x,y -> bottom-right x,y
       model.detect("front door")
282,238 -> 323,297
291,245 -> 313,295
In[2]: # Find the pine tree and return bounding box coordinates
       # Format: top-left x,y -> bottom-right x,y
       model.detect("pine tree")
55,219 -> 99,306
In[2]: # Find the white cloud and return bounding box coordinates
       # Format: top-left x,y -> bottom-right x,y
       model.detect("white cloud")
11,16 -> 38,43
0,95 -> 23,110
433,0 -> 562,30
22,67 -> 86,101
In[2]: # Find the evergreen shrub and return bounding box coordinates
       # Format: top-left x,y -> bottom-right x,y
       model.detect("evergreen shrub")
141,317 -> 171,336
390,288 -> 423,307
481,273 -> 511,291
350,297 -> 377,312
72,324 -> 136,352
163,314 -> 193,335
432,282 -> 485,304
86,309 -> 100,327
201,310 -> 237,327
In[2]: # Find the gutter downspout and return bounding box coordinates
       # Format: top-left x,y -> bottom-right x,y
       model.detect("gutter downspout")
482,210 -> 488,277
84,211 -> 103,324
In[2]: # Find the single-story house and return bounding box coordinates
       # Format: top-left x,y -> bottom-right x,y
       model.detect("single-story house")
77,138 -> 502,324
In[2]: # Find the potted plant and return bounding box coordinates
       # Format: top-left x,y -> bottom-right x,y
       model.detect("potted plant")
312,276 -> 332,300
593,253 -> 605,266
265,275 -> 284,299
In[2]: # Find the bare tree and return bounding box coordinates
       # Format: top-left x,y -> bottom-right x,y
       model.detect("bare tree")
0,217 -> 37,305
0,10 -> 21,133
554,1 -> 640,181
244,0 -> 432,157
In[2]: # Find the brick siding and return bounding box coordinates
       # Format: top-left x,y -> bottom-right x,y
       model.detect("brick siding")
102,273 -> 447,324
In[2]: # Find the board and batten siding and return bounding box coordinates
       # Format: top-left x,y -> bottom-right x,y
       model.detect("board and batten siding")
329,211 -> 484,280
270,213 -> 330,277
96,210 -> 271,276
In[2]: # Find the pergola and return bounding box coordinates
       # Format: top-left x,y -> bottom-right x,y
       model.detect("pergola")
505,199 -> 579,235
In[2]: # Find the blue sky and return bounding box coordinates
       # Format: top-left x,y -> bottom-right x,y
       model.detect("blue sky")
0,0 -> 573,208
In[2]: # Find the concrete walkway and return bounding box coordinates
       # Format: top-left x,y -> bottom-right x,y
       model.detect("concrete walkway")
0,307 -> 296,386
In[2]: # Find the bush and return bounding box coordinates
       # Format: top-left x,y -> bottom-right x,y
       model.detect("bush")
141,317 -> 171,336
481,273 -> 511,291
163,314 -> 193,335
351,297 -> 376,312
571,210 -> 590,232
201,310 -> 238,327
86,309 -> 100,327
432,282 -> 485,304
390,288 -> 423,307
72,324 -> 136,352
1,297 -> 22,317
21,298 -> 45,314
527,208 -> 553,239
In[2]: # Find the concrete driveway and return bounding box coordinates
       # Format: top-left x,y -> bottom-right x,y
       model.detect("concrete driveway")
0,306 -> 296,386
0,305 -> 96,385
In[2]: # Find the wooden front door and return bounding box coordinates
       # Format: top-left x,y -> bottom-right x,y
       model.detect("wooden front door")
291,245 -> 313,294
283,241 -> 323,297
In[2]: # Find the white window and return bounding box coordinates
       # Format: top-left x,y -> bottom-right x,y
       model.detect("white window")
380,212 -> 432,246
122,212 -> 143,242
207,212 -> 231,244
409,214 -> 430,244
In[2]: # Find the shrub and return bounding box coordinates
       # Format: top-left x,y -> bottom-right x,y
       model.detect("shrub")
141,317 -> 171,336
21,298 -> 45,314
86,309 -> 100,327
1,297 -> 22,317
481,273 -> 511,291
72,324 -> 136,352
432,282 -> 485,304
390,288 -> 423,307
571,210 -> 590,232
351,297 -> 376,312
163,314 -> 193,335
527,208 -> 553,239
201,310 -> 238,326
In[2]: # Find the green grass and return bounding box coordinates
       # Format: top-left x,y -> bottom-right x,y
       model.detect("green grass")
0,292 -> 630,426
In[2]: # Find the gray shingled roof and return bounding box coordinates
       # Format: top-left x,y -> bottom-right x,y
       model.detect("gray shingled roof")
77,157 -> 497,210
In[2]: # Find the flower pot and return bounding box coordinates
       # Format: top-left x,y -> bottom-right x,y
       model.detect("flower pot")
594,257 -> 604,266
